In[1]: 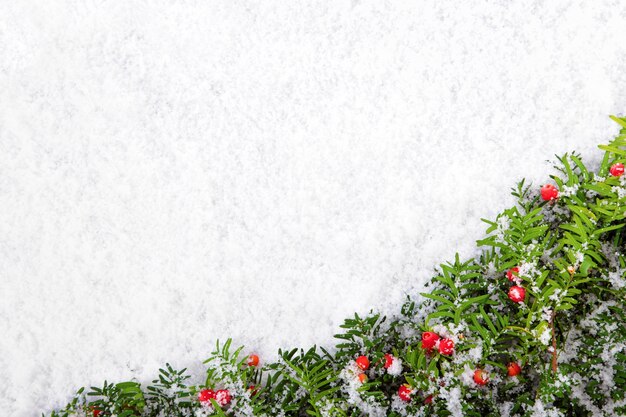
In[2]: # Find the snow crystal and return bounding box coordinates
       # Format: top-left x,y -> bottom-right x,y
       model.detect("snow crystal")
606,270 -> 626,289
194,407 -> 214,417
529,399 -> 564,417
484,262 -> 498,280
559,184 -> 579,197
498,401 -> 514,417
459,364 -> 477,387
494,214 -> 511,244
575,249 -> 586,264
538,327 -> 552,346
442,386 -> 463,417
549,288 -> 563,303
600,242 -> 626,289
386,356 -> 403,376
465,345 -> 483,363
1,2 -> 626,416
570,373 -> 603,415
432,322 -> 467,344
389,396 -> 409,415
611,185 -> 626,198
541,307 -> 553,323
339,363 -> 386,417
518,261 -> 541,281
580,300 -> 617,330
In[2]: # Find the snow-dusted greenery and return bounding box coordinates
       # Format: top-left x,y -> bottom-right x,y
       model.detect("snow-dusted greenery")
49,117 -> 626,417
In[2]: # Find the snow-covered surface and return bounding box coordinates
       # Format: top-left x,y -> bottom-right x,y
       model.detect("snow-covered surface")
1,1 -> 625,415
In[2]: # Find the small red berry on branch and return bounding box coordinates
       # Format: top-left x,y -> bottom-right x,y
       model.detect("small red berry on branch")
198,389 -> 216,403
424,394 -> 433,405
507,362 -> 521,377
91,407 -> 102,417
541,184 -> 559,201
355,355 -> 370,370
473,369 -> 489,386
421,331 -> 440,350
508,286 -> 526,303
384,353 -> 394,369
215,389 -> 232,406
610,162 -> 625,177
438,338 -> 455,356
398,384 -> 413,402
358,373 -> 367,383
247,354 -> 259,367
506,267 -> 519,281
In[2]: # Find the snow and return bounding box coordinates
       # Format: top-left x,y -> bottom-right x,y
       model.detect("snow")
441,386 -> 463,417
386,356 -> 402,377
339,363 -> 386,417
0,1 -> 625,415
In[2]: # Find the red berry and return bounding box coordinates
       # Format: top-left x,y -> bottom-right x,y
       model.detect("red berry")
610,163 -> 625,177
508,286 -> 526,303
424,394 -> 433,405
506,267 -> 519,281
384,353 -> 394,369
355,355 -> 370,370
421,331 -> 440,350
91,407 -> 102,417
473,369 -> 489,386
247,354 -> 259,367
215,389 -> 232,406
541,184 -> 559,201
398,384 -> 413,402
247,385 -> 259,396
198,389 -> 216,403
358,373 -> 367,383
438,338 -> 455,356
507,362 -> 521,377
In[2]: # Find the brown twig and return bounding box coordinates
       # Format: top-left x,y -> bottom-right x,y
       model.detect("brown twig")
550,310 -> 558,374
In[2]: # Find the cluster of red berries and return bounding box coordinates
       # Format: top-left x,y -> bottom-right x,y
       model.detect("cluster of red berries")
349,275 -> 527,404
473,362 -> 520,387
412,331 -> 452,403
421,331 -> 454,356
391,331 -> 457,404
355,355 -> 370,383
540,162 -> 623,203
396,384 -> 435,404
363,168 -> 624,405
198,388 -> 232,407
197,354 -> 260,408
353,347 -> 521,404
353,353 -> 400,384
475,362 -> 520,384
506,267 -> 526,303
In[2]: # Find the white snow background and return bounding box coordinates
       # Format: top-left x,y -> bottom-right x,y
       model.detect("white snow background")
1,1 -> 626,415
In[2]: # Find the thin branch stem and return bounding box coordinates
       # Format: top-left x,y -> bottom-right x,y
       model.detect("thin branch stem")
550,310 -> 558,374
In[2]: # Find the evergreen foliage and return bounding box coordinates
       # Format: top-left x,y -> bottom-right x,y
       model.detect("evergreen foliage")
48,116 -> 626,417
